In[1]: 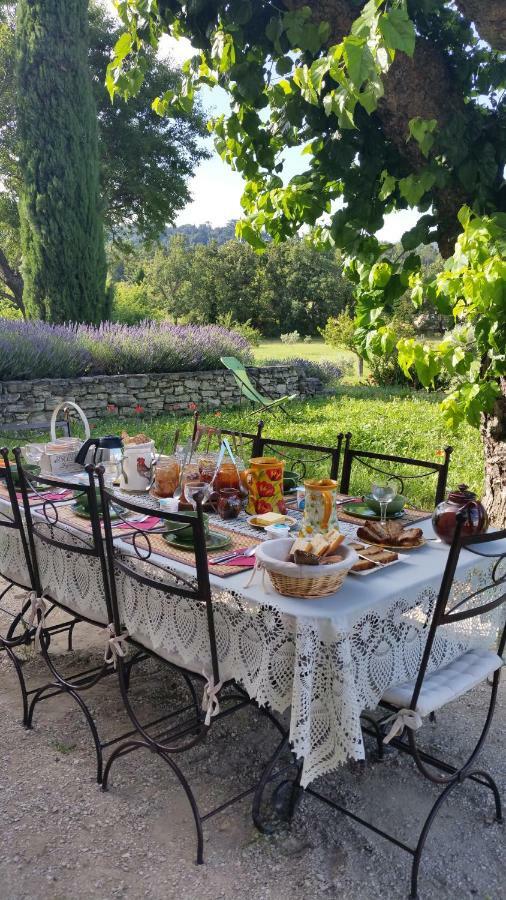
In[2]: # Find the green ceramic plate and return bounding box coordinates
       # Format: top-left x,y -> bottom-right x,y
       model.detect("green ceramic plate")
71,502 -> 121,521
162,530 -> 232,552
341,502 -> 405,520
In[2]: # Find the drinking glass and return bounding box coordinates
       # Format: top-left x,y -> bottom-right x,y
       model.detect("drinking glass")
184,480 -> 210,511
371,481 -> 397,524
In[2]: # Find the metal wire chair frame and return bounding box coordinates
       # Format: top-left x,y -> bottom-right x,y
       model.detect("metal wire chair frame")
256,431 -> 345,482
95,466 -> 288,863
12,451 -> 128,779
253,514 -> 505,897
0,448 -> 79,725
339,433 -> 453,507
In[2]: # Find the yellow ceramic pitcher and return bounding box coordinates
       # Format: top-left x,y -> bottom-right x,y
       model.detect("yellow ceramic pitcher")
244,457 -> 286,515
301,478 -> 339,535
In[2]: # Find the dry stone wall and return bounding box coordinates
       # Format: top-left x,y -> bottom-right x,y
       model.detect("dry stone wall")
0,365 -> 323,425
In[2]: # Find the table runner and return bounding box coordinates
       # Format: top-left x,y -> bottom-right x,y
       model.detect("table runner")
1,493 -> 502,788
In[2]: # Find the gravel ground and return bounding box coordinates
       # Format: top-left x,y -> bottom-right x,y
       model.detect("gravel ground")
0,585 -> 504,900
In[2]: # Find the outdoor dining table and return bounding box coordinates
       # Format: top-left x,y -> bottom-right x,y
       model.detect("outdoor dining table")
0,483 -> 502,788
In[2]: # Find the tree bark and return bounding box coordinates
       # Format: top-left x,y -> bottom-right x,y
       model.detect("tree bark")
455,0 -> 506,50
481,379 -> 506,528
0,246 -> 25,314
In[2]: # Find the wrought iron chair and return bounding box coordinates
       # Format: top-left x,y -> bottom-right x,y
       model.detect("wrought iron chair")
339,433 -> 453,507
95,467 -> 287,863
256,428 -> 345,483
12,452 -> 124,781
0,448 -> 78,725
257,513 -> 505,898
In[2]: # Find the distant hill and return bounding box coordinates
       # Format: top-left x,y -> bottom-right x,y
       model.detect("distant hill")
161,220 -> 238,246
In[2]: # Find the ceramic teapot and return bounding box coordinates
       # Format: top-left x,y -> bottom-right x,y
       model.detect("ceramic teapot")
432,484 -> 488,544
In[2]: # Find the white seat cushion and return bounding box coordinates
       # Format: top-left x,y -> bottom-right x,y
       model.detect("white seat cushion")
382,649 -> 503,718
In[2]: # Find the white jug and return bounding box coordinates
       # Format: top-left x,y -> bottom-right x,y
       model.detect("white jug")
120,441 -> 155,492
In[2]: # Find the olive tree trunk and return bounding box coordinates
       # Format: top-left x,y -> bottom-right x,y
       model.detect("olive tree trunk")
481,378 -> 506,527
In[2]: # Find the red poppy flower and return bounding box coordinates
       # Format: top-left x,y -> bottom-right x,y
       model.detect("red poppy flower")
134,404 -> 144,414
277,498 -> 287,514
266,467 -> 282,482
258,481 -> 275,498
255,499 -> 273,514
188,402 -> 198,411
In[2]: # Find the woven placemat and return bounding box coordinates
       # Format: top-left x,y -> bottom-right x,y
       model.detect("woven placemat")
285,493 -> 431,527
125,526 -> 261,578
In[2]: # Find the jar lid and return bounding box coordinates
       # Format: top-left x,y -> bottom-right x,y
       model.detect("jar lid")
448,483 -> 476,503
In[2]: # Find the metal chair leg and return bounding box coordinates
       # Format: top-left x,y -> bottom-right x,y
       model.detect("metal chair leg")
2,643 -> 30,726
102,738 -> 204,864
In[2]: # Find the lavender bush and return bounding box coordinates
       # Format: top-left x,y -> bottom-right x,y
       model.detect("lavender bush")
263,357 -> 348,385
0,319 -> 252,381
0,319 -> 93,380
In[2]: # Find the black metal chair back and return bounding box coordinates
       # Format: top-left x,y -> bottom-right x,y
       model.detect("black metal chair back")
256,430 -> 344,482
96,468 -> 221,689
0,448 -> 37,591
410,516 -> 506,713
13,449 -> 114,625
192,411 -> 263,460
339,433 -> 452,506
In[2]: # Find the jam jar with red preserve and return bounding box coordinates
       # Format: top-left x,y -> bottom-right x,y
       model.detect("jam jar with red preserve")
432,484 -> 489,544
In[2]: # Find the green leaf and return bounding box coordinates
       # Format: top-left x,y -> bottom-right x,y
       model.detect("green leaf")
398,172 -> 436,206
236,221 -> 266,251
408,117 -> 437,157
343,36 -> 374,87
369,261 -> 392,288
379,170 -> 396,200
113,32 -> 133,63
275,56 -> 292,76
379,6 -> 416,56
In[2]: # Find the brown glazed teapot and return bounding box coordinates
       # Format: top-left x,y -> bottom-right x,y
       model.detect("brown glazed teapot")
432,484 -> 489,544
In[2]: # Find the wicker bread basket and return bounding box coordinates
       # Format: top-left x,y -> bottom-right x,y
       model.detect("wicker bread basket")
255,538 -> 358,599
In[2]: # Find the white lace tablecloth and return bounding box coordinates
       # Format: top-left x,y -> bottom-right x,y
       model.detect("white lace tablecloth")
1,497 -> 503,787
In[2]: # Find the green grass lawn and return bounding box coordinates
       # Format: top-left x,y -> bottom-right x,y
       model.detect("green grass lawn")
254,339 -> 365,382
2,386 -> 483,510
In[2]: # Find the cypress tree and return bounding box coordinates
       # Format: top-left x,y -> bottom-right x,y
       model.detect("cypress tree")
16,0 -> 107,323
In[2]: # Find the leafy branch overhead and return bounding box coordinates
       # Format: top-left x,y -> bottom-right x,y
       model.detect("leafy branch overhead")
106,0 -> 506,444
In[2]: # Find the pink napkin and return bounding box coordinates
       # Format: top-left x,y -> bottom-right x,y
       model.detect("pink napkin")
215,554 -> 256,568
20,489 -> 74,503
114,515 -> 162,531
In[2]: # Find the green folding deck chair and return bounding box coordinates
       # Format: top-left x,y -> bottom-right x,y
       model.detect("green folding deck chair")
220,356 -> 298,418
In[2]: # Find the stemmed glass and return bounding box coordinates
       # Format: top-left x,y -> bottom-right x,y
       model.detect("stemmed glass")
371,481 -> 397,524
184,480 -> 210,511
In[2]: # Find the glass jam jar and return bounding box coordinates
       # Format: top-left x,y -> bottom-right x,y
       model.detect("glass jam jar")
154,457 -> 180,498
214,461 -> 240,492
198,455 -> 217,484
